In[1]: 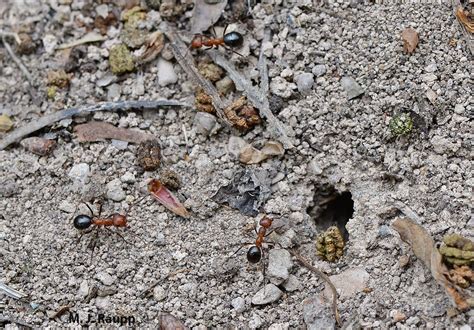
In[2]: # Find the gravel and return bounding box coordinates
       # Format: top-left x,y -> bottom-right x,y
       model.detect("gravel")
0,0 -> 472,328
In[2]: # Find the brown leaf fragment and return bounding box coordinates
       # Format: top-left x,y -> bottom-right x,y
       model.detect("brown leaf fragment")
238,141 -> 284,164
74,121 -> 153,143
137,31 -> 165,64
195,89 -> 216,114
148,179 -> 190,218
392,218 -> 472,311
159,313 -> 187,330
20,137 -> 56,156
401,28 -> 419,54
456,6 -> 474,33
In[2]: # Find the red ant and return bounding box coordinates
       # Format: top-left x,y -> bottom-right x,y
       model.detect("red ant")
73,201 -> 137,262
190,25 -> 243,56
231,215 -> 280,284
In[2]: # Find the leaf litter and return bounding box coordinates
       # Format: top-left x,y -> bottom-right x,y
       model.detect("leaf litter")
392,217 -> 473,311
74,121 -> 154,143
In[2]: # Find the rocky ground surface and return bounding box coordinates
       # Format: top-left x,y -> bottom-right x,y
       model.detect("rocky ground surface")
0,0 -> 473,328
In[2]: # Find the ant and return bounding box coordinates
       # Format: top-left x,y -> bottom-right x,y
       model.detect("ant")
190,24 -> 243,56
231,215 -> 280,283
73,201 -> 134,262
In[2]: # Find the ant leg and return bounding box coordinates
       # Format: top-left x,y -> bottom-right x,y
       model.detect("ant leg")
264,225 -> 284,238
76,228 -> 94,244
83,202 -> 94,217
89,228 -> 100,263
222,45 -> 244,57
211,26 -> 218,39
97,201 -> 103,218
223,23 -> 229,36
104,227 -> 135,247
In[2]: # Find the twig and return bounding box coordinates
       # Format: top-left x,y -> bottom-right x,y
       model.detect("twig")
0,30 -> 21,44
207,50 -> 294,148
139,268 -> 189,298
163,28 -> 233,126
0,99 -> 189,150
1,35 -> 38,102
289,248 -> 341,326
0,282 -> 28,300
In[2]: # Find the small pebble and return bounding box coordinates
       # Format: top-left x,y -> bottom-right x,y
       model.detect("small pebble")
194,112 -> 217,135
59,200 -> 76,213
282,274 -> 301,292
68,163 -> 90,183
251,284 -> 283,305
120,172 -> 135,184
340,76 -> 365,100
78,280 -> 89,298
95,271 -> 115,286
95,4 -> 109,18
231,297 -> 245,313
106,178 -> 126,202
249,313 -> 263,329
20,137 -> 56,156
294,73 -> 314,93
42,34 -> 58,54
215,76 -> 235,95
302,296 -> 335,330
111,139 -> 128,150
0,114 -> 13,132
267,249 -> 292,285
157,57 -> 178,86
312,64 -> 327,77
153,285 -> 167,301
227,136 -> 249,158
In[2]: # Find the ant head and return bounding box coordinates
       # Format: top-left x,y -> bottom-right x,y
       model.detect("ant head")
223,31 -> 243,48
73,214 -> 92,230
111,213 -> 127,227
247,246 -> 262,263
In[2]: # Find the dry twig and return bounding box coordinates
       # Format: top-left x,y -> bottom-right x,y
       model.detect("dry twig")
207,48 -> 294,148
140,268 -> 190,298
0,99 -> 189,150
164,29 -> 233,126
289,248 -> 341,326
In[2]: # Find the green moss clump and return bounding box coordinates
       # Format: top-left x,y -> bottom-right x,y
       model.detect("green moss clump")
389,113 -> 413,136
316,226 -> 345,262
109,44 -> 135,75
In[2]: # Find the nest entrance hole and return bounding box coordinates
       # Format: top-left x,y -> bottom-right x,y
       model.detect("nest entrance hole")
308,184 -> 354,241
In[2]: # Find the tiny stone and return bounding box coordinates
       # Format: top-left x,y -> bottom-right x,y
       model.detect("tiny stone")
157,57 -> 178,86
282,274 -> 300,292
227,136 -> 249,158
249,314 -> 263,329
111,139 -> 128,150
424,64 -> 437,72
95,271 -> 115,286
377,225 -> 391,237
59,200 -> 76,213
454,104 -> 464,114
42,34 -> 58,54
231,297 -> 245,313
95,4 -> 109,18
107,84 -> 121,101
251,284 -> 283,305
68,163 -> 90,183
106,178 -> 126,202
215,76 -> 235,95
340,76 -> 365,100
294,73 -> 314,93
303,296 -> 335,330
194,112 -> 217,135
155,232 -> 166,246
78,280 -> 89,298
120,172 -> 135,183
312,64 -> 327,77
307,159 -> 323,175
95,296 -> 110,309
399,255 -> 410,268
324,267 -> 370,300
268,323 -> 290,330
153,285 -> 167,301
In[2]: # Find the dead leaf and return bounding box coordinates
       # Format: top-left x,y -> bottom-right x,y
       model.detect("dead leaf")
392,218 -> 472,311
449,265 -> 474,289
148,179 -> 190,218
74,121 -> 153,143
239,141 -> 284,164
137,31 -> 165,64
401,28 -> 419,54
456,6 -> 474,33
190,0 -> 228,34
159,313 -> 186,330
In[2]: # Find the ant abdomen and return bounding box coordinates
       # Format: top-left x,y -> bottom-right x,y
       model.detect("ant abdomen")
73,214 -> 93,230
223,31 -> 243,48
247,246 -> 262,263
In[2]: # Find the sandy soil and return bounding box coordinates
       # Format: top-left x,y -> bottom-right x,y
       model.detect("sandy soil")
0,0 -> 472,328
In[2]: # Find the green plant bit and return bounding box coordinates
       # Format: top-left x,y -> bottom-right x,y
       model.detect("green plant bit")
389,113 -> 413,136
